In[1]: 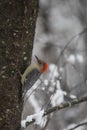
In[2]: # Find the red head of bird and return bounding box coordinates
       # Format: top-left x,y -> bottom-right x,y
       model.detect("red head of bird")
35,55 -> 48,73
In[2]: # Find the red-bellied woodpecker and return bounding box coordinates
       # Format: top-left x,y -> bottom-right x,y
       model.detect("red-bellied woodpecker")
21,56 -> 48,93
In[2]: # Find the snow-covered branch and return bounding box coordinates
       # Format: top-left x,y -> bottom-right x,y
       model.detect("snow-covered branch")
21,96 -> 87,128
44,96 -> 87,115
21,110 -> 47,128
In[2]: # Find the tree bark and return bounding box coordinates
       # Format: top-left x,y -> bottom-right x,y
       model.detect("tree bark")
0,0 -> 38,129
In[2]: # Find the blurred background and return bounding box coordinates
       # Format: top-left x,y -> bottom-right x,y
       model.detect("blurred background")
22,0 -> 87,130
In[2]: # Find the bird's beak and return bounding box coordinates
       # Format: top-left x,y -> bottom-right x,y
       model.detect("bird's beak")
35,55 -> 42,64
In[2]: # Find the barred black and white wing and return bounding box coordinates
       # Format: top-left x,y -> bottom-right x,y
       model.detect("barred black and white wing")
22,69 -> 41,96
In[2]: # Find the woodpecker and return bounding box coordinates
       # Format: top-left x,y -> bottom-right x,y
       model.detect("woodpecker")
21,56 -> 48,93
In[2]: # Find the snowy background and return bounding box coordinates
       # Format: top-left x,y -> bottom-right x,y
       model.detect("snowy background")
21,0 -> 87,130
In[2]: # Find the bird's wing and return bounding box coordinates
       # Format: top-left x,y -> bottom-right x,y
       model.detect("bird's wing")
22,69 -> 41,96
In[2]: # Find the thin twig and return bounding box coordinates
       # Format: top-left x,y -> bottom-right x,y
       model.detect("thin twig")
68,122 -> 87,130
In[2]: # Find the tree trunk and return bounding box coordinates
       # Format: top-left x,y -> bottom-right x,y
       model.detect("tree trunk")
0,0 -> 38,129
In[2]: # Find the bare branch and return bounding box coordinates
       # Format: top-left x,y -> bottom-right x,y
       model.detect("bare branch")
68,122 -> 87,130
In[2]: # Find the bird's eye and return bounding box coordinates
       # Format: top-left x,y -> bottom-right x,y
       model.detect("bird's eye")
39,61 -> 42,65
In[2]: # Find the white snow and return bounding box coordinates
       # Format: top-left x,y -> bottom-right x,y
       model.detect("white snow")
50,79 -> 56,86
49,85 -> 55,92
21,110 -> 47,128
49,64 -> 59,79
21,120 -> 26,128
47,64 -> 67,106
67,54 -> 76,64
44,80 -> 49,86
76,54 -> 84,63
56,80 -> 61,89
51,89 -> 65,106
70,94 -> 77,99
51,81 -> 66,106
67,54 -> 84,64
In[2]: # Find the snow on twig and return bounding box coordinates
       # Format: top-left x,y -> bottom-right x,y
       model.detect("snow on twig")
21,109 -> 47,128
21,96 -> 87,128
